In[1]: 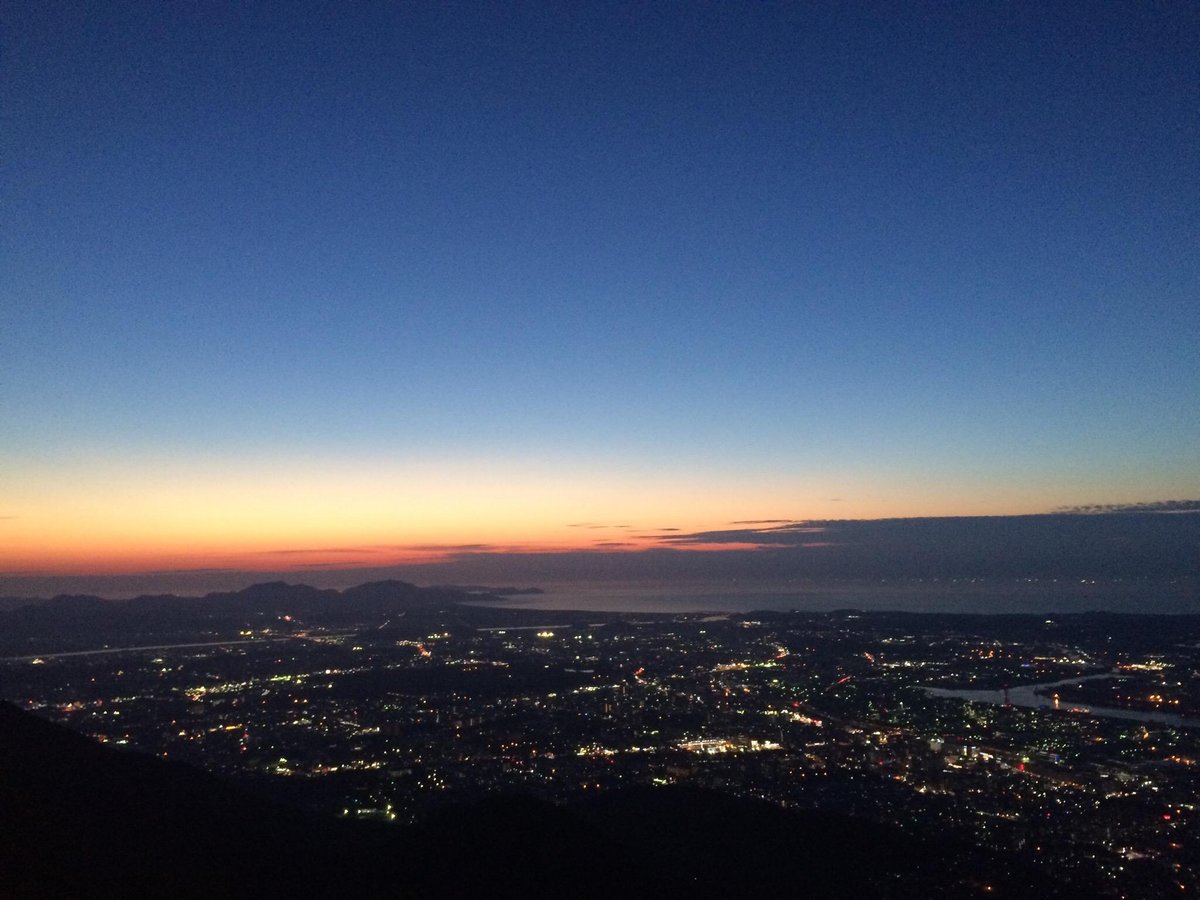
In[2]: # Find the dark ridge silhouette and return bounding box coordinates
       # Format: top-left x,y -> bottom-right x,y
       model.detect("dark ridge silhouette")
0,580 -> 513,655
44,594 -> 108,611
0,702 -> 1091,899
0,701 -> 374,899
4,511 -> 1197,603
576,787 -> 1093,899
5,577 -> 1200,658
7,579 -> 479,617
430,584 -> 545,595
338,579 -> 474,608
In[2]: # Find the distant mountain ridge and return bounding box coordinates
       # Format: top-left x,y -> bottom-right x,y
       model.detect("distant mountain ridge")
5,578 -> 488,615
430,583 -> 544,595
0,580 -> 504,656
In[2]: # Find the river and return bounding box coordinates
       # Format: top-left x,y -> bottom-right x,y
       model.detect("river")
923,674 -> 1200,729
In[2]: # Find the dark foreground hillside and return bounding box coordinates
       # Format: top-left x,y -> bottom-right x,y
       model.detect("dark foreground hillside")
1,702 -> 1087,899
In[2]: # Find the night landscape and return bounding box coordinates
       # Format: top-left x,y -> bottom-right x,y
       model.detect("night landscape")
3,2 -> 1198,898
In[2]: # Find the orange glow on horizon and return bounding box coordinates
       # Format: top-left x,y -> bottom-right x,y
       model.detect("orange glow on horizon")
1,450 -> 1166,578
0,537 -> 791,577
0,455 -> 817,575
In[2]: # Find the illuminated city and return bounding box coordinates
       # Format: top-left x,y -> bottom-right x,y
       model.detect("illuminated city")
4,581 -> 1196,897
4,2 -> 1197,896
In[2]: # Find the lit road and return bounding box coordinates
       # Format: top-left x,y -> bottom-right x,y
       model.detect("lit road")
5,637 -> 294,662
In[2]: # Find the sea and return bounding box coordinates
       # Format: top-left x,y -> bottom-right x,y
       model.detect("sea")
469,578 -> 1199,616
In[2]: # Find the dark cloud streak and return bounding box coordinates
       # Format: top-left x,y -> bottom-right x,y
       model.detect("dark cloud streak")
1057,500 -> 1200,514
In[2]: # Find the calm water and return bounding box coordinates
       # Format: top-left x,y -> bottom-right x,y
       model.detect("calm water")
471,578 -> 1199,616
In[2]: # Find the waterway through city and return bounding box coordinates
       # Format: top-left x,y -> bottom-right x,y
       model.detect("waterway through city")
923,673 -> 1200,729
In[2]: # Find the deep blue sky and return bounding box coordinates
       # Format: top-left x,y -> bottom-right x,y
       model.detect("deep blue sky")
2,1 -> 1198,580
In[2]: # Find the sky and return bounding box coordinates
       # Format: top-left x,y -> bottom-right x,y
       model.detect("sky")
2,2 -> 1198,586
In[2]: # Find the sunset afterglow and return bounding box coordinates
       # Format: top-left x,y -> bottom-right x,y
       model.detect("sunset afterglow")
3,3 -> 1196,592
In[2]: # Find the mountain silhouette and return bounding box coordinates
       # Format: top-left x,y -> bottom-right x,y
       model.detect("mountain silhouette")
0,580 -> 510,655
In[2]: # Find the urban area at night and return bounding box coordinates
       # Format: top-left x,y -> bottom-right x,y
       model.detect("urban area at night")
3,580 -> 1196,897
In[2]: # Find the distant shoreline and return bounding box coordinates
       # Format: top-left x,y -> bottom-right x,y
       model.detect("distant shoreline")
4,575 -> 1197,616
